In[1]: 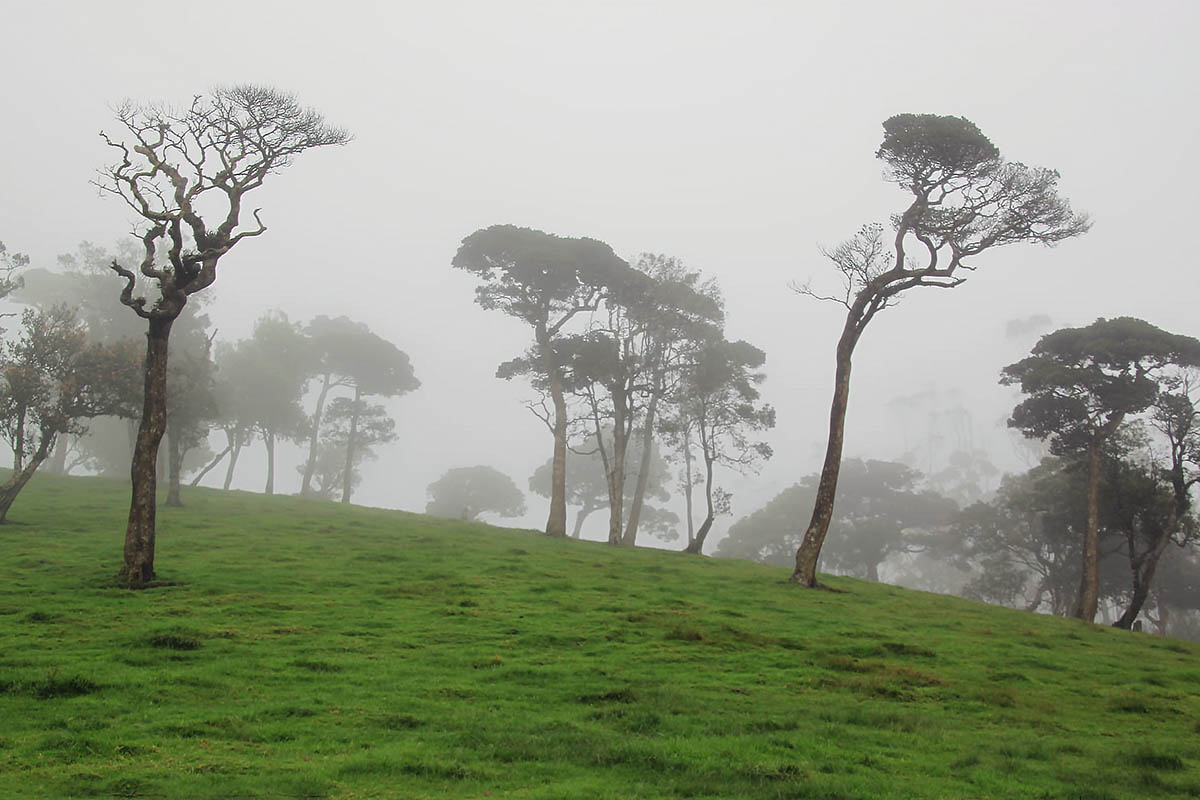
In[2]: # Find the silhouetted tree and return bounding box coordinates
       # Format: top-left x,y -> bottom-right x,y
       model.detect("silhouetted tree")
97,85 -> 348,586
791,113 -> 1089,588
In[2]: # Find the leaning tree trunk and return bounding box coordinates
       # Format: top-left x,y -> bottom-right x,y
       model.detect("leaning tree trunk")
623,391 -> 661,546
537,327 -> 569,537
190,443 -> 231,487
264,431 -> 276,495
300,372 -> 332,497
684,455 -> 717,555
0,430 -> 55,523
341,387 -> 361,504
1114,508 -> 1179,630
165,423 -> 184,507
121,316 -> 174,587
572,504 -> 597,539
792,329 -> 859,586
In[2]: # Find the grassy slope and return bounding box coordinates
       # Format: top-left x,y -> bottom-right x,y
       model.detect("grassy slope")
0,475 -> 1198,800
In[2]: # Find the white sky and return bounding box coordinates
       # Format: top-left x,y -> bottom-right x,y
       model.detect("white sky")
2,1 -> 1198,547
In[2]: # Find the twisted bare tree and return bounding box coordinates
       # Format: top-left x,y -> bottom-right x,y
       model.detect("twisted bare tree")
97,85 -> 349,587
790,113 -> 1089,588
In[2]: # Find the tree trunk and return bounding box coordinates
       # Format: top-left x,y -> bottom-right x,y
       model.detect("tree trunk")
120,316 -> 174,588
223,433 -> 242,491
572,504 -> 596,539
190,443 -> 231,487
681,425 -> 696,549
264,431 -> 276,495
341,387 -> 361,504
0,430 -> 54,523
607,392 -> 630,546
792,330 -> 858,586
623,392 -> 661,546
12,406 -> 25,471
165,422 -> 184,507
684,454 -> 717,555
1113,511 -> 1178,630
1025,576 -> 1050,612
300,372 -> 332,497
538,326 -> 568,537
866,561 -> 880,583
1073,440 -> 1105,621
47,432 -> 69,475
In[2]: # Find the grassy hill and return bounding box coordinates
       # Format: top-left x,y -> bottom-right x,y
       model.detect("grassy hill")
1,474 -> 1198,799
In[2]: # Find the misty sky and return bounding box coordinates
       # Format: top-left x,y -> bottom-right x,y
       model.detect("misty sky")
2,1 -> 1198,546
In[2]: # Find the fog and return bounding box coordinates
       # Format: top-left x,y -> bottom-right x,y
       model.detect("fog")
2,1 -> 1197,547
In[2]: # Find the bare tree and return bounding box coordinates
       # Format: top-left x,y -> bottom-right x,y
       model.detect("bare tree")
791,113 -> 1089,588
97,85 -> 349,587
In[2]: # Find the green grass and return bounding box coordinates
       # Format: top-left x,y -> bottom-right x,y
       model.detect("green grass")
1,473 -> 1199,799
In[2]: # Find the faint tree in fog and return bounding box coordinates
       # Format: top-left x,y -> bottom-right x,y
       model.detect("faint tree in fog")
162,317 -> 217,506
1003,318 -> 1200,621
322,397 -> 396,504
425,465 -> 526,521
0,307 -> 141,521
96,85 -> 348,587
453,225 -> 627,538
666,338 -> 774,555
297,316 -> 418,501
791,113 -> 1090,589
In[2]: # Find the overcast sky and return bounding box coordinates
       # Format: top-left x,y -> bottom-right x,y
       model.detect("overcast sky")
2,1 -> 1197,547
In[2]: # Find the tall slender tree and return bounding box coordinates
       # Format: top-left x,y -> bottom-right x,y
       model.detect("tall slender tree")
453,225 -> 628,537
791,113 -> 1089,588
97,85 -> 348,586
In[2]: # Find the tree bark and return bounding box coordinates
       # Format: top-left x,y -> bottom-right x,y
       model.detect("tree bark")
0,430 -> 54,523
1073,440 -> 1105,621
623,391 -> 661,546
606,389 -> 630,546
792,329 -> 858,586
47,433 -> 69,475
681,425 -> 696,548
165,424 -> 184,507
190,443 -> 231,487
300,372 -> 332,497
223,432 -> 242,491
264,430 -> 276,495
538,326 -> 568,537
12,407 -> 25,471
571,504 -> 597,539
120,316 -> 174,588
684,454 -> 716,555
341,387 -> 361,504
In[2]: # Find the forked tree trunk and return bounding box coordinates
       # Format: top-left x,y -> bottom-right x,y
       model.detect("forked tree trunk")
165,424 -> 184,507
190,443 -> 231,487
341,387 -> 361,504
792,331 -> 859,586
264,431 -> 276,495
120,316 -> 174,587
538,326 -> 568,537
623,392 -> 661,546
0,430 -> 55,523
684,455 -> 716,555
300,372 -> 332,497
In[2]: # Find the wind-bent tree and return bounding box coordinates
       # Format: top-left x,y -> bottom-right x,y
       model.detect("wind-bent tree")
1002,317 -> 1200,621
97,85 -> 348,586
425,465 -> 526,521
670,338 -> 774,554
791,113 -> 1089,588
453,225 -> 628,537
0,306 -> 141,521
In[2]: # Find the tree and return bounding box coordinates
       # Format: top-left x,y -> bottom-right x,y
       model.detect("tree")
453,225 -> 629,537
717,459 -> 955,581
668,338 -> 774,554
96,85 -> 348,586
295,316 -> 417,502
0,306 -> 141,521
0,240 -> 27,315
322,396 -> 396,504
425,465 -> 526,521
162,315 -> 217,506
791,113 -> 1089,588
1002,317 -> 1200,621
529,430 -> 673,539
